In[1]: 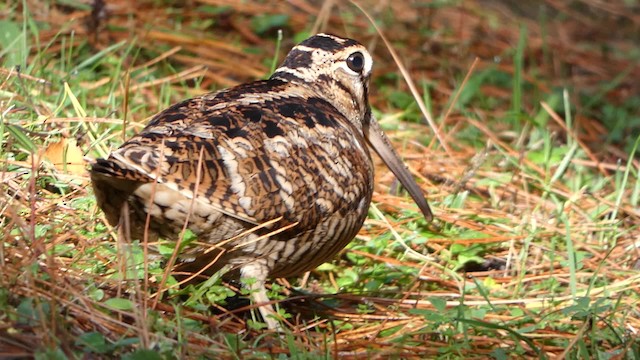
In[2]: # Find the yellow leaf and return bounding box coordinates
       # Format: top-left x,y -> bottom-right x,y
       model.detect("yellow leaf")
44,138 -> 85,175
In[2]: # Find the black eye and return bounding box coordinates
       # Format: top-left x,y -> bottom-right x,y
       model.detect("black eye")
346,52 -> 365,73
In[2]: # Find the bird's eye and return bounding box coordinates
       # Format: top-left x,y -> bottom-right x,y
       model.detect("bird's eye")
346,52 -> 365,73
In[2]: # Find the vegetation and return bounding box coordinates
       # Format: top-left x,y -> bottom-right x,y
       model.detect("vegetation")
1,0 -> 639,358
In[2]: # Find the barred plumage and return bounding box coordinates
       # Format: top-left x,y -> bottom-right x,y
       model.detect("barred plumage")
90,33 -> 433,330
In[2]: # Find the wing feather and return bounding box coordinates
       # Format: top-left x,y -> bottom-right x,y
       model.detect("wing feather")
92,81 -> 372,233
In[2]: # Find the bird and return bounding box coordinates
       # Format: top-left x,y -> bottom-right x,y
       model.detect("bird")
90,33 -> 433,330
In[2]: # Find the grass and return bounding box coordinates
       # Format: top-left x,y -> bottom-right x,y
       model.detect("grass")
1,0 -> 640,358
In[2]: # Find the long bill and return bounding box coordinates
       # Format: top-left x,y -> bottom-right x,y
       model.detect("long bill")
364,115 -> 433,222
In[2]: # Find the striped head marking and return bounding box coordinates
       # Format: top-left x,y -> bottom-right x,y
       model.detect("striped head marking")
271,33 -> 373,129
273,34 -> 434,222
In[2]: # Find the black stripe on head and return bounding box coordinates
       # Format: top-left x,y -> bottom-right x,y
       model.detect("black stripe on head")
299,34 -> 359,51
269,70 -> 302,83
279,48 -> 313,69
317,73 -> 356,100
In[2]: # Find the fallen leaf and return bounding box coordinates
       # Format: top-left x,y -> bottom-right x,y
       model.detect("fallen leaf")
43,138 -> 85,175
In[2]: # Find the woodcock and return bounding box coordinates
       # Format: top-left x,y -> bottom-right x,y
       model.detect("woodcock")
91,33 -> 433,330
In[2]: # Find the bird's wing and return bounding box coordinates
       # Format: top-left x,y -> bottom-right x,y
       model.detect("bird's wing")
92,81 -> 372,231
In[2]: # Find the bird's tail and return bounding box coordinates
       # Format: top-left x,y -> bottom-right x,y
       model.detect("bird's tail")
90,157 -> 148,226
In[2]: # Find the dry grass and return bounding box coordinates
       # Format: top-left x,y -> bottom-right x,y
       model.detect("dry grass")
1,0 -> 639,358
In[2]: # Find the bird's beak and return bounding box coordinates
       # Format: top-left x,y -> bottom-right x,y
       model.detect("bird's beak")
364,115 -> 433,222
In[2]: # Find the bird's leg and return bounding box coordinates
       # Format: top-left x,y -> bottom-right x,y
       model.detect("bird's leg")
240,260 -> 282,331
